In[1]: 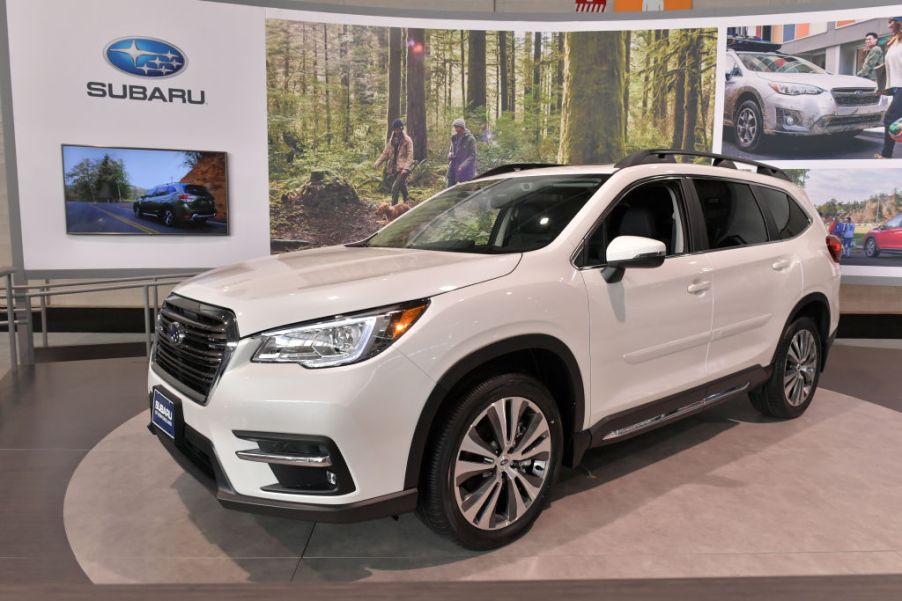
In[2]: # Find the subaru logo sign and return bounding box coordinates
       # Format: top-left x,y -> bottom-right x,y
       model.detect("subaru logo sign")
104,37 -> 187,78
167,321 -> 187,346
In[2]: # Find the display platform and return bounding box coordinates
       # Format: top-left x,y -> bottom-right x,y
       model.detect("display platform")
47,342 -> 902,584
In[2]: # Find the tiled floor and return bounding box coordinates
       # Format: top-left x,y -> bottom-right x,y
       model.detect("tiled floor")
52,343 -> 902,584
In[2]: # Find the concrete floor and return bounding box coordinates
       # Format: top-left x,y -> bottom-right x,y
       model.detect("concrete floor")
60,344 -> 902,584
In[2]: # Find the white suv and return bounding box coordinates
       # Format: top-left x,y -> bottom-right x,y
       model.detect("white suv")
148,150 -> 841,549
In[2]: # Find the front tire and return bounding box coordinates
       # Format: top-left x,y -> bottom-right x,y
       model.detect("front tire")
750,317 -> 821,419
418,373 -> 563,550
735,99 -> 765,152
865,237 -> 880,257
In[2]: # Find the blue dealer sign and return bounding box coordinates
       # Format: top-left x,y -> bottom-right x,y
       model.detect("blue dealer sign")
104,37 -> 187,78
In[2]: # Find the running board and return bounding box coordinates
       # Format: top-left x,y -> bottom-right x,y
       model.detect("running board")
599,382 -> 750,442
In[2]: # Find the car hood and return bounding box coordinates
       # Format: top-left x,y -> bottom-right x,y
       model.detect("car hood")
174,245 -> 522,336
755,71 -> 878,91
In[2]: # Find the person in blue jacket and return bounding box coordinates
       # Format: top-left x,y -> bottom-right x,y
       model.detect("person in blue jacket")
841,217 -> 856,257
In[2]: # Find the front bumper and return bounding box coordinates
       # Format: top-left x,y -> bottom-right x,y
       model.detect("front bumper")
764,92 -> 886,136
147,336 -> 436,517
149,419 -> 417,522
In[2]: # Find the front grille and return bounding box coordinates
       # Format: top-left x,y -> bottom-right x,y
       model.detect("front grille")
153,295 -> 236,403
826,114 -> 882,127
831,88 -> 880,106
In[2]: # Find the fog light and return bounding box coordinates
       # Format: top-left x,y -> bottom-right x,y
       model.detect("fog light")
777,108 -> 803,128
326,470 -> 337,487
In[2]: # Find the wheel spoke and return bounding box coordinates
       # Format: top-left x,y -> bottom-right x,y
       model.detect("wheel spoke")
511,413 -> 548,457
454,457 -> 494,485
475,481 -> 503,529
486,401 -> 509,451
459,429 -> 497,463
505,472 -> 529,523
512,470 -> 543,502
508,397 -> 526,449
460,476 -> 498,524
516,435 -> 552,463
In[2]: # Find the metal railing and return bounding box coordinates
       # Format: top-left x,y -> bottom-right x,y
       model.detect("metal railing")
1,268 -> 198,371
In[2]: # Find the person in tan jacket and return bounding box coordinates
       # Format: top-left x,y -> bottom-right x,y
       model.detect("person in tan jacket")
374,118 -> 414,205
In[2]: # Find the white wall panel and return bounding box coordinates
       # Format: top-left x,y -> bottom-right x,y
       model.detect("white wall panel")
6,0 -> 269,271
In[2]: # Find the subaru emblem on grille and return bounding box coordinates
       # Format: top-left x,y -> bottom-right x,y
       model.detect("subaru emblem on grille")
167,321 -> 186,345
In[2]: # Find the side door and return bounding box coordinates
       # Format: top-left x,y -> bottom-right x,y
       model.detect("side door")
882,214 -> 902,251
689,177 -> 803,380
578,177 -> 714,424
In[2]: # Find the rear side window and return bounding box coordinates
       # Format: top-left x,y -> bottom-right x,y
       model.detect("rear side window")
693,179 -> 769,249
184,185 -> 210,196
754,186 -> 810,239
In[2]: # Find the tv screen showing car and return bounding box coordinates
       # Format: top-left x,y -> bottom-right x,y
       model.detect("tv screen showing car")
62,145 -> 229,236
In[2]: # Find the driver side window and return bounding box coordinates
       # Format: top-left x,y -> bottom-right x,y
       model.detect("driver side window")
583,179 -> 687,267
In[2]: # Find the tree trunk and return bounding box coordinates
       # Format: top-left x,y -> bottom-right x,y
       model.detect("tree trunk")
532,32 -> 542,107
340,25 -> 351,144
652,30 -> 668,127
555,32 -> 564,112
281,22 -> 291,91
467,31 -> 487,125
498,31 -> 510,114
524,32 -> 532,101
623,30 -> 631,143
559,31 -> 626,164
323,24 -> 332,143
510,34 -> 516,117
682,31 -> 701,151
301,24 -> 307,95
387,28 -> 402,139
460,30 -> 467,112
407,28 -> 428,162
312,26 -> 319,142
671,31 -> 686,151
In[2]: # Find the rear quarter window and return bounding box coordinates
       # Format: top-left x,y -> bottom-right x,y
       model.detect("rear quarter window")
754,186 -> 811,240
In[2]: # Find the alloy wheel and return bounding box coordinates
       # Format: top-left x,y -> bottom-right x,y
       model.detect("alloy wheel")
163,210 -> 174,227
866,239 -> 876,257
737,107 -> 758,147
783,329 -> 818,407
452,396 -> 552,531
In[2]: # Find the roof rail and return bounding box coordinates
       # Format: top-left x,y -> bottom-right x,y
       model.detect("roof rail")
474,163 -> 559,179
614,149 -> 791,182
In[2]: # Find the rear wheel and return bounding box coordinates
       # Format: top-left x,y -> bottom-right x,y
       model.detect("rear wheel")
865,237 -> 880,257
750,317 -> 821,419
418,373 -> 563,550
162,208 -> 176,228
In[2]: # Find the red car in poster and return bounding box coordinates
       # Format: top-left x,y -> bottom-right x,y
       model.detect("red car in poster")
864,214 -> 902,257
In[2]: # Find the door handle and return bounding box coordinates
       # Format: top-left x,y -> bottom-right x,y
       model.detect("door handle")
772,259 -> 791,271
687,280 -> 711,294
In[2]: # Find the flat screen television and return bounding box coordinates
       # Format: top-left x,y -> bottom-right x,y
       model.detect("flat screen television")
62,145 -> 229,236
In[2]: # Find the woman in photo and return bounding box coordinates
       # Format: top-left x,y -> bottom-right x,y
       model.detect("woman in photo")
878,17 -> 902,159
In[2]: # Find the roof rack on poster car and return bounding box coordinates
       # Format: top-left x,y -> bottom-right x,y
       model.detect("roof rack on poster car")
614,149 -> 791,182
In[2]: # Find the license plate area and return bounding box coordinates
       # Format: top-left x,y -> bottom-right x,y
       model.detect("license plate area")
151,388 -> 178,439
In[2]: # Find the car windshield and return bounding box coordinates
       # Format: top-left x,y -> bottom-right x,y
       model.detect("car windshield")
737,52 -> 826,74
365,174 -> 607,254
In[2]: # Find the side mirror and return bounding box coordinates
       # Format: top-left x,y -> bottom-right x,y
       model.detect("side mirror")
725,71 -> 732,82
602,235 -> 666,283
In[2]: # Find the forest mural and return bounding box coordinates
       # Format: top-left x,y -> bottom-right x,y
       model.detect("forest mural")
266,19 -> 717,250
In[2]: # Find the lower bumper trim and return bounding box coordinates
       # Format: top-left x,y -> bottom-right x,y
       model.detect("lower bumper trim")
149,422 -> 417,523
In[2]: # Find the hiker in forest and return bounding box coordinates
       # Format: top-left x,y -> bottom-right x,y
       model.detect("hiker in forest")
373,118 -> 414,205
447,118 -> 478,187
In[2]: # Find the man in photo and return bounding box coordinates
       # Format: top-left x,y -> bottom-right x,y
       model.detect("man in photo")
374,118 -> 414,206
447,118 -> 477,187
858,31 -> 884,83
842,216 -> 856,257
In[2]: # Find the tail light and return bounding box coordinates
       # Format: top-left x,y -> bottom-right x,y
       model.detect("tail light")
826,235 -> 842,263
178,194 -> 190,200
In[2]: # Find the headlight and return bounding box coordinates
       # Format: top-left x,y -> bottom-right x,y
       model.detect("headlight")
768,82 -> 823,95
252,300 -> 429,368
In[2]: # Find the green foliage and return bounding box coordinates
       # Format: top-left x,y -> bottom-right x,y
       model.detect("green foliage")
64,154 -> 131,202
